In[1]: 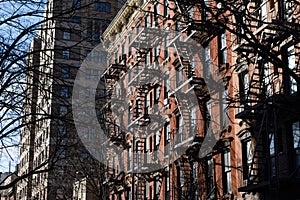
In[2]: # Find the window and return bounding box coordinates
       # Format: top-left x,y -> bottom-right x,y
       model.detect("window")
94,33 -> 100,42
93,70 -> 99,80
154,86 -> 160,104
269,132 -> 276,177
206,155 -> 214,198
154,46 -> 159,63
155,130 -> 159,150
58,147 -> 65,158
154,4 -> 158,25
218,32 -> 227,65
284,0 -> 292,21
263,62 -> 271,97
128,108 -> 133,123
72,16 -> 81,24
191,106 -> 197,136
242,138 -> 252,180
176,65 -> 183,86
222,147 -> 232,194
292,122 -> 300,174
164,0 -> 168,18
94,2 -> 111,13
87,31 -> 92,41
145,181 -> 149,199
145,15 -> 149,28
221,90 -> 229,127
128,148 -> 132,169
164,123 -> 170,156
164,79 -> 170,99
59,106 -> 67,117
203,0 -> 209,20
261,0 -> 267,22
238,70 -> 249,104
58,126 -> 67,136
85,69 -> 91,80
91,128 -> 96,138
60,87 -> 69,97
101,52 -> 107,63
165,172 -> 170,200
73,0 -> 80,8
164,35 -> 169,59
149,136 -> 153,152
270,0 -> 275,10
154,176 -> 160,197
84,127 -> 89,138
204,45 -> 210,78
85,88 -> 90,97
62,49 -> 70,59
61,67 -> 69,78
93,51 -> 99,62
86,50 -> 91,59
176,166 -> 183,197
176,115 -> 184,142
288,46 -> 297,94
63,31 -> 70,40
82,149 -> 89,159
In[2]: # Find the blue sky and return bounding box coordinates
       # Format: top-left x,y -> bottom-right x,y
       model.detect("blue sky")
0,1 -> 45,173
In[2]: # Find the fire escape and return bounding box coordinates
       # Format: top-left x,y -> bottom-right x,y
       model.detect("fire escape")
127,26 -> 168,199
100,43 -> 132,196
235,0 -> 300,194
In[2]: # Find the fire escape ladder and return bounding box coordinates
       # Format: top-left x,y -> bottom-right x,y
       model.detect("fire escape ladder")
136,138 -> 145,199
182,105 -> 194,141
134,88 -> 146,119
248,109 -> 267,185
246,0 -> 261,28
173,42 -> 195,79
178,159 -> 193,198
205,185 -> 217,200
171,0 -> 195,22
136,179 -> 145,200
247,62 -> 264,103
135,49 -> 147,65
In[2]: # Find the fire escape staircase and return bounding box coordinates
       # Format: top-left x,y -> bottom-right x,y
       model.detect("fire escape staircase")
239,107 -> 276,193
176,158 -> 193,199
129,87 -> 149,128
235,31 -> 266,120
247,110 -> 267,185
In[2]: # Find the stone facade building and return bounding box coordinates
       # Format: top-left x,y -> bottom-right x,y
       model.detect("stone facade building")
17,0 -> 122,199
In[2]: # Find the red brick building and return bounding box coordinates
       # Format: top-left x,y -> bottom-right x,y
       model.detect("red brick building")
100,0 -> 300,200
100,0 -> 239,199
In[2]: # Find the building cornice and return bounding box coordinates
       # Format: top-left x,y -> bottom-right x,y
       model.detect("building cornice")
102,0 -> 142,41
